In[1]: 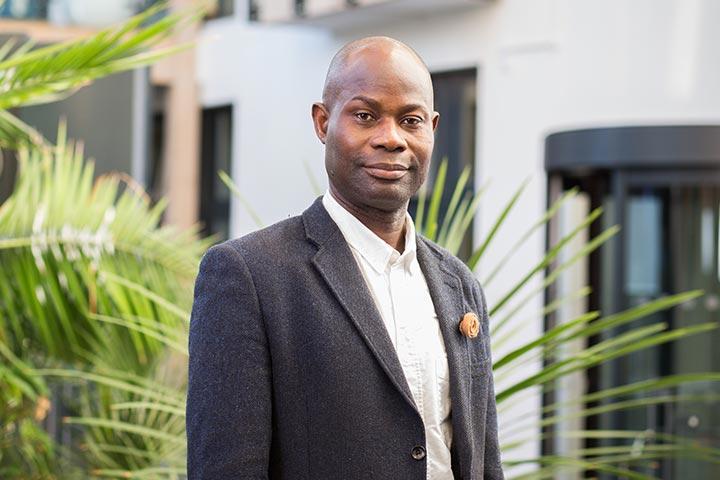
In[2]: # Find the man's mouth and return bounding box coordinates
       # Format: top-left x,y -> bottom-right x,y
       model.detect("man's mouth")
363,163 -> 409,180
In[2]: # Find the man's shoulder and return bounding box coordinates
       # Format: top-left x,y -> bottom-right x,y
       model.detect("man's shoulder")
237,214 -> 305,248
208,213 -> 308,265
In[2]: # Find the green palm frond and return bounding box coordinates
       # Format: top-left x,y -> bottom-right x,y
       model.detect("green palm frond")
0,123 -> 207,474
0,339 -> 60,477
0,124 -> 209,367
38,361 -> 187,476
0,2 -> 203,148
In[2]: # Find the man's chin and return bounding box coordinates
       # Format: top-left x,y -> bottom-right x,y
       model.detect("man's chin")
359,188 -> 413,213
330,178 -> 418,214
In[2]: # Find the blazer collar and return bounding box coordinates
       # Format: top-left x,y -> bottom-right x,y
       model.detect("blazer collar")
302,198 -> 474,464
302,197 -> 417,410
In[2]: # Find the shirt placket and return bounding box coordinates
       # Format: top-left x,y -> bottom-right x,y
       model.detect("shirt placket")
389,261 -> 425,418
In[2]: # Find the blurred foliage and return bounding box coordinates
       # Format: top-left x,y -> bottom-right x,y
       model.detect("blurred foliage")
0,123 -> 210,476
0,2 -> 199,149
0,2 -> 209,477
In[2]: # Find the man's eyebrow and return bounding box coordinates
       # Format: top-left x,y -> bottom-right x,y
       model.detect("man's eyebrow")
397,103 -> 430,116
348,95 -> 430,116
348,95 -> 381,109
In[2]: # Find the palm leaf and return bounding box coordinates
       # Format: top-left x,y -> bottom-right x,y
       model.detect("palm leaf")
0,123 -> 206,473
0,2 -> 204,149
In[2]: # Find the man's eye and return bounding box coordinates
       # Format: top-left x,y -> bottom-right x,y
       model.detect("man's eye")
355,112 -> 374,122
402,117 -> 423,126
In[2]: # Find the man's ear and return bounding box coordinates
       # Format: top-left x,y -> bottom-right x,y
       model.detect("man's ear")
431,111 -> 440,131
312,103 -> 330,144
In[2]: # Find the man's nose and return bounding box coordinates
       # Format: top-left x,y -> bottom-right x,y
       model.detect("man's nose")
370,119 -> 407,152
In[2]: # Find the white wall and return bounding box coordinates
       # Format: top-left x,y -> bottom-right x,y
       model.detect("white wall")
198,12 -> 334,234
198,0 -> 720,472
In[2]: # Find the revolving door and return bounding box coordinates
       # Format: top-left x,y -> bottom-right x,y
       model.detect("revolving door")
545,126 -> 720,478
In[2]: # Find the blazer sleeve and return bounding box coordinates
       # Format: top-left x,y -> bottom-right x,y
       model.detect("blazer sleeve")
476,280 -> 505,480
186,242 -> 271,480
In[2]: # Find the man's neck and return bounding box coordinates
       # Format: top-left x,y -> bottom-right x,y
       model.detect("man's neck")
329,190 -> 408,253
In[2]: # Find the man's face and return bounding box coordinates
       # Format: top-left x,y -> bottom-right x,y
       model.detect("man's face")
313,46 -> 439,213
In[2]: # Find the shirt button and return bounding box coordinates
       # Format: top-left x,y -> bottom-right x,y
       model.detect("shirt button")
411,445 -> 426,460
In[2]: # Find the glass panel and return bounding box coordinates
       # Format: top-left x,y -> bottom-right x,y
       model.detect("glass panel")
549,176 -> 720,479
599,187 -> 668,478
598,183 -> 720,479
625,194 -> 663,297
200,106 -> 233,241
0,0 -> 47,20
668,185 -> 720,479
205,0 -> 234,20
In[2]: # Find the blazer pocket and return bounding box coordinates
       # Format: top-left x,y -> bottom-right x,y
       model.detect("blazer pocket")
468,341 -> 488,374
469,356 -> 488,378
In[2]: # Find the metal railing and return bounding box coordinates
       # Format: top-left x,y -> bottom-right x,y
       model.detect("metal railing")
249,0 -> 363,21
0,0 -> 173,25
0,0 -> 49,21
2,0 -> 233,24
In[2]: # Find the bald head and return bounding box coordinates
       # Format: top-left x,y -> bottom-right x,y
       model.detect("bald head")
322,36 -> 434,111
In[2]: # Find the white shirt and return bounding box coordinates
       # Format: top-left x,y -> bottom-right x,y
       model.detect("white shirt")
323,191 -> 454,480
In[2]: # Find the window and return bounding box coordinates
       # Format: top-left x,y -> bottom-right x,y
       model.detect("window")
200,106 -> 233,241
0,0 -> 48,20
205,0 -> 234,20
248,0 -> 259,21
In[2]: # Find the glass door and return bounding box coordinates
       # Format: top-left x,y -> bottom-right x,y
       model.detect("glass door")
547,169 -> 720,479
621,173 -> 720,479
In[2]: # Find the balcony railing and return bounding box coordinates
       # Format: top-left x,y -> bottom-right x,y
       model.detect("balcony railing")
0,0 -> 49,21
249,0 -> 491,26
0,0 -> 165,27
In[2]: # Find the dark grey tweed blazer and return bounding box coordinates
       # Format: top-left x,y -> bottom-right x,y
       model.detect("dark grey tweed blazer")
187,197 -> 503,480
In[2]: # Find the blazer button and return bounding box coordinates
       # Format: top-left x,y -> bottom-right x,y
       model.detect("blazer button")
411,445 -> 426,460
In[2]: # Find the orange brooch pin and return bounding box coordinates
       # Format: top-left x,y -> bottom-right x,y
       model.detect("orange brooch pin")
459,312 -> 480,338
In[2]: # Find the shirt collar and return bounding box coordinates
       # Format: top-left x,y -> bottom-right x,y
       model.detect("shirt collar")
322,190 -> 417,274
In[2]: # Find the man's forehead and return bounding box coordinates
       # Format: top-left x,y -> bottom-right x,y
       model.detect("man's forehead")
343,42 -> 428,80
333,46 -> 433,106
333,36 -> 425,69
323,37 -> 434,109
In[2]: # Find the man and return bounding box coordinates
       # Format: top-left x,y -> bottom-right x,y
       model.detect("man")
187,36 -> 503,479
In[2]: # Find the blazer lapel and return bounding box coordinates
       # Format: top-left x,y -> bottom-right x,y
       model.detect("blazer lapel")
416,238 -> 475,478
302,198 -> 418,412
